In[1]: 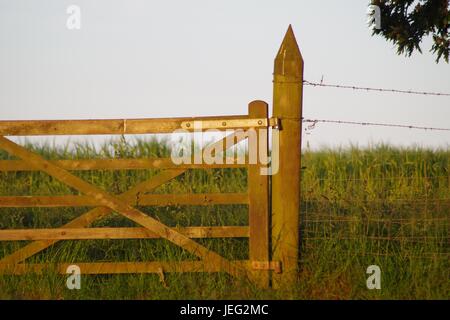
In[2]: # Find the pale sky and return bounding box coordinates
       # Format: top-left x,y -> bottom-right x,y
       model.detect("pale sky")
1,0 -> 449,149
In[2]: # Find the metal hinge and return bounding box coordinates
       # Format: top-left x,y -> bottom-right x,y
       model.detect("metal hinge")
269,117 -> 280,129
251,261 -> 282,274
180,117 -> 281,130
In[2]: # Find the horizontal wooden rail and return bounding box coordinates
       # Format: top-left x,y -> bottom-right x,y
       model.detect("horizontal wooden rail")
0,260 -> 252,275
0,158 -> 248,172
0,193 -> 248,207
0,226 -> 249,241
0,115 -> 272,136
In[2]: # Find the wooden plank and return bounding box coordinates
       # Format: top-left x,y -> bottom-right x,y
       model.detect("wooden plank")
0,226 -> 249,241
0,115 -> 270,136
247,101 -> 270,288
0,260 -> 251,275
271,25 -> 303,288
0,135 -> 245,278
0,158 -> 247,172
0,193 -> 249,207
0,132 -> 247,265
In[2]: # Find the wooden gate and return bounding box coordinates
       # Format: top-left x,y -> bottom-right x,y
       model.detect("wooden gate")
0,26 -> 303,288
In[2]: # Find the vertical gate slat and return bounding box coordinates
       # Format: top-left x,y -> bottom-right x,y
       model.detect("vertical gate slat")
248,100 -> 270,288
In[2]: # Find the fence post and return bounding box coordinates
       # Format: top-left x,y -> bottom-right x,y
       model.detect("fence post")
248,100 -> 270,288
271,25 -> 303,288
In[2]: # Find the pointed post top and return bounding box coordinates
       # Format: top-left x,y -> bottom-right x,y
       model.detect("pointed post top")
274,25 -> 303,78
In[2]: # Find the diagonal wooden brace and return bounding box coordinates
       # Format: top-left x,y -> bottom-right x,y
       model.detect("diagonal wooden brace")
0,136 -> 244,278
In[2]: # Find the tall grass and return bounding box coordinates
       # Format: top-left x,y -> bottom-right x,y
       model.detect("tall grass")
0,139 -> 448,299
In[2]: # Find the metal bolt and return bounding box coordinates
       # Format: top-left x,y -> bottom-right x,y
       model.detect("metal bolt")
222,122 -> 227,126
185,123 -> 191,128
258,120 -> 263,125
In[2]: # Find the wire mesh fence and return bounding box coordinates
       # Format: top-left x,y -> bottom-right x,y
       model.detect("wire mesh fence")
300,173 -> 449,260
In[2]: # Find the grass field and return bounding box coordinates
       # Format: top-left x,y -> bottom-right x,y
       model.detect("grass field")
0,138 -> 448,299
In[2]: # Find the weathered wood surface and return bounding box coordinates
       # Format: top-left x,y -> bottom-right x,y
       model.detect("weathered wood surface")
0,115 -> 270,136
0,158 -> 247,172
0,226 -> 249,241
271,25 -> 303,288
0,260 -> 253,275
248,100 -> 270,288
0,193 -> 248,207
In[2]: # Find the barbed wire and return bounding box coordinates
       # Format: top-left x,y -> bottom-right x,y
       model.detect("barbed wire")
302,198 -> 450,202
302,217 -> 448,223
302,118 -> 450,132
303,80 -> 450,97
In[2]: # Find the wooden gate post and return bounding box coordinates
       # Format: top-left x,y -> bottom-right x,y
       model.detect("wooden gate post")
271,25 -> 303,288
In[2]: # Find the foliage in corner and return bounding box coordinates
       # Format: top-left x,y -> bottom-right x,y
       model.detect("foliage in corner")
370,0 -> 449,63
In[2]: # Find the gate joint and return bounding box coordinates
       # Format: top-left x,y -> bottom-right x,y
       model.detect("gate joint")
251,261 -> 282,274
